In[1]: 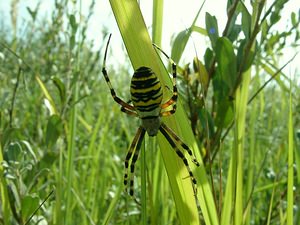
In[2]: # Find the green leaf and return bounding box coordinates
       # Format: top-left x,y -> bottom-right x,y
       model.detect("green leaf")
152,0 -> 164,45
191,25 -> 207,36
213,69 -> 230,100
212,70 -> 233,128
5,142 -> 22,162
51,76 -> 66,105
215,98 -> 234,128
1,128 -> 23,147
193,57 -> 209,89
39,151 -> 58,170
215,37 -> 237,90
240,2 -> 251,39
26,7 -> 37,21
171,29 -> 191,64
45,115 -> 63,148
69,14 -> 77,33
227,24 -> 242,42
237,39 -> 256,72
21,195 -> 40,221
204,48 -> 214,71
36,75 -> 58,115
225,2 -> 251,41
198,108 -> 215,138
205,12 -> 219,49
291,12 -> 297,27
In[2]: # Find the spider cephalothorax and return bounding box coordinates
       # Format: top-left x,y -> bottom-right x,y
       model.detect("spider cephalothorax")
102,34 -> 199,195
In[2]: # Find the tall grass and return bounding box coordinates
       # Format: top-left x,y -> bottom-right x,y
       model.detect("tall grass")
0,0 -> 299,225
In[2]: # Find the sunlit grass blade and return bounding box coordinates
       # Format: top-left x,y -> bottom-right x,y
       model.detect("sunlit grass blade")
221,69 -> 251,225
244,88 -> 258,225
234,70 -> 251,225
287,82 -> 294,225
35,75 -> 58,115
152,0 -> 163,45
220,151 -> 234,225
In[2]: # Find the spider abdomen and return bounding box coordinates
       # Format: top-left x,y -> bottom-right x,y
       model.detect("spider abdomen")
130,66 -> 163,116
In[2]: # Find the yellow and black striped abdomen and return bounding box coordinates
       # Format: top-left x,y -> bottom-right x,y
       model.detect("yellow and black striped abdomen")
130,67 -> 163,116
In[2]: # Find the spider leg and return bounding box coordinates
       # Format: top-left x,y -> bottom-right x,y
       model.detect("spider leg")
121,106 -> 138,116
159,124 -> 197,194
121,100 -> 138,117
102,34 -> 137,114
160,104 -> 177,117
161,123 -> 200,166
124,126 -> 146,195
153,44 -> 178,110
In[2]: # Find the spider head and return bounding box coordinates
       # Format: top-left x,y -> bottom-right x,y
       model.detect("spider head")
141,116 -> 161,136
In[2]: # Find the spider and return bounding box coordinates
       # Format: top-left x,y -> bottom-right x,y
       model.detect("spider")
102,34 -> 200,196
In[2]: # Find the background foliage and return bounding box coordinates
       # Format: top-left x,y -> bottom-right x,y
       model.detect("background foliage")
0,0 -> 299,224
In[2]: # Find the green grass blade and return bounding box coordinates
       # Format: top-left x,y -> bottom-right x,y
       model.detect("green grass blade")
287,82 -> 294,225
152,0 -> 164,45
220,153 -> 234,225
108,1 -> 218,224
221,69 -> 251,225
0,144 -> 11,225
35,75 -> 58,115
64,80 -> 78,225
266,181 -> 276,225
141,141 -> 147,225
101,181 -> 123,225
244,89 -> 258,225
234,70 -> 251,225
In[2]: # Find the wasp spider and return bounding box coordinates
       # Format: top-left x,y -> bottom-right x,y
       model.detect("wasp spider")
102,34 -> 200,196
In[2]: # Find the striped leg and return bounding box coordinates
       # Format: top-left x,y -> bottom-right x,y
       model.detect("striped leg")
124,126 -> 146,195
161,123 -> 200,166
102,34 -> 137,115
159,124 -> 197,194
153,44 -> 178,109
121,106 -> 138,116
160,104 -> 177,117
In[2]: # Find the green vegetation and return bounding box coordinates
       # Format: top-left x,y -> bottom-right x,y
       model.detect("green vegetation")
0,0 -> 299,224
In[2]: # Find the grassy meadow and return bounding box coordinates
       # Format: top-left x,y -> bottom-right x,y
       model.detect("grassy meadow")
0,0 -> 300,224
